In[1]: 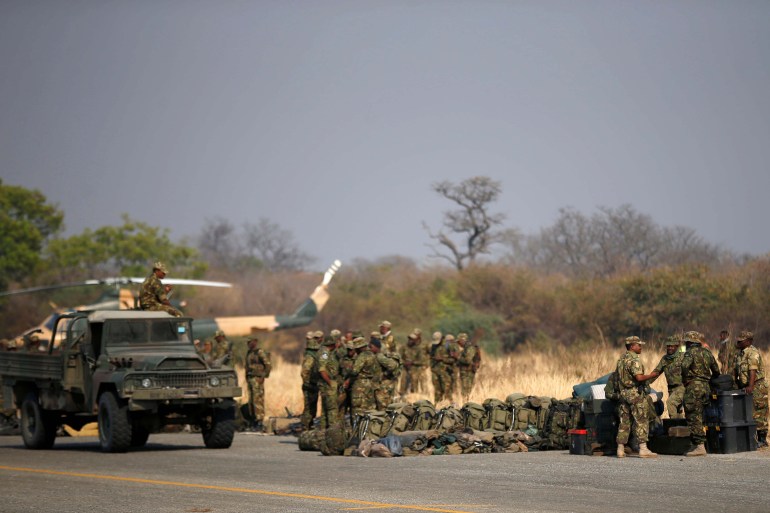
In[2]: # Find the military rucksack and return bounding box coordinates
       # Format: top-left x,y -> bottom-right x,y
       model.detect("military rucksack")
354,410 -> 391,440
604,370 -> 621,401
320,424 -> 351,456
298,428 -> 326,451
483,398 -> 513,432
540,398 -> 584,450
507,394 -> 550,433
461,401 -> 486,431
385,402 -> 416,434
435,405 -> 464,432
411,400 -> 437,431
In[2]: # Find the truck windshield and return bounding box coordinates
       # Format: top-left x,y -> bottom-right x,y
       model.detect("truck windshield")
104,320 -> 192,345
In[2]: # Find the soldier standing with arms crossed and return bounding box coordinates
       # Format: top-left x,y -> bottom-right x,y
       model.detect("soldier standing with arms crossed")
681,331 -> 720,457
245,337 -> 271,432
615,336 -> 658,458
733,331 -> 768,448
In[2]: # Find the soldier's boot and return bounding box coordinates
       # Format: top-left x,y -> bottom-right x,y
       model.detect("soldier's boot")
638,442 -> 658,458
616,443 -> 625,458
685,443 -> 707,457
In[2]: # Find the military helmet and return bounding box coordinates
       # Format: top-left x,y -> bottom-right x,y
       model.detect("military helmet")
352,336 -> 367,349
457,333 -> 469,341
444,334 -> 455,342
153,261 -> 168,274
330,329 -> 342,338
736,330 -> 753,342
313,330 -> 324,339
682,331 -> 701,344
624,335 -> 645,346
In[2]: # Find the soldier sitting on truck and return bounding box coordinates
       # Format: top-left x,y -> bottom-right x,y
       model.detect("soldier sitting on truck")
140,261 -> 182,317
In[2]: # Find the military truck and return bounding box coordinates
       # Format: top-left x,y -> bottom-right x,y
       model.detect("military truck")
0,311 -> 241,452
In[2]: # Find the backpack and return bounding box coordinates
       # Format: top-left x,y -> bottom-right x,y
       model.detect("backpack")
320,424 -> 350,456
461,401 -> 486,431
411,400 -> 437,431
483,398 -> 513,432
385,402 -> 416,434
354,410 -> 391,441
604,370 -> 621,401
541,398 -> 584,450
508,394 -> 550,433
435,405 -> 465,432
298,428 -> 326,451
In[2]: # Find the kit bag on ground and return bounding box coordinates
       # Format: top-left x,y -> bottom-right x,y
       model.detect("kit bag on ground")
461,401 -> 487,431
385,402 -> 416,434
411,400 -> 437,431
320,424 -> 350,456
354,410 -> 391,441
435,405 -> 465,432
298,428 -> 326,451
483,398 -> 513,432
541,398 -> 584,450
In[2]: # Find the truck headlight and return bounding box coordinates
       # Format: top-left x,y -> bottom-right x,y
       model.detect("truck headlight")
141,378 -> 153,388
209,376 -> 220,387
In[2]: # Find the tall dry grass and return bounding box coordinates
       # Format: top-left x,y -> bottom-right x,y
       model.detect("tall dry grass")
237,344 -> 765,419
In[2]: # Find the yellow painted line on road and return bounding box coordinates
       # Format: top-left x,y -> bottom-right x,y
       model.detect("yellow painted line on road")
0,465 -> 478,513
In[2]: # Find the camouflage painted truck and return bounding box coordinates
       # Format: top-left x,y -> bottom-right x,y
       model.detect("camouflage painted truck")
0,310 -> 241,452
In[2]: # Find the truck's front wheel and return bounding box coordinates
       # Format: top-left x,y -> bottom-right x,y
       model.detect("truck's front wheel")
20,393 -> 57,449
98,392 -> 131,453
201,407 -> 235,449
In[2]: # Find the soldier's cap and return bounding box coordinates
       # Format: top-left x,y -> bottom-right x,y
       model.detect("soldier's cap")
379,320 -> 391,328
624,335 -> 645,346
214,330 -> 225,338
457,333 -> 469,341
345,341 -> 355,350
29,334 -> 40,342
153,261 -> 168,274
352,336 -> 367,349
313,330 -> 324,339
413,328 -> 422,336
736,330 -> 753,342
665,335 -> 681,346
369,337 -> 382,349
370,331 -> 381,338
407,332 -> 418,340
444,334 -> 455,342
682,331 -> 702,344
305,331 -> 314,339
431,331 -> 442,344
322,336 -> 336,346
330,329 -> 341,338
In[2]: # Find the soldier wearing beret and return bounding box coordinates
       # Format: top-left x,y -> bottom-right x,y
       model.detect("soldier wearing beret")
734,330 -> 768,447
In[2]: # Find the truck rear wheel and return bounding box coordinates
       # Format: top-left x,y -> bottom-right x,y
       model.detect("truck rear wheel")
20,393 -> 57,449
202,407 -> 235,449
98,392 -> 131,453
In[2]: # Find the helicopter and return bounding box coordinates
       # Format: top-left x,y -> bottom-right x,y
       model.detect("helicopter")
1,260 -> 342,350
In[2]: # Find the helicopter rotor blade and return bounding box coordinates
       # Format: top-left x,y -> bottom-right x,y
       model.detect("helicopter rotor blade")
0,278 -> 232,297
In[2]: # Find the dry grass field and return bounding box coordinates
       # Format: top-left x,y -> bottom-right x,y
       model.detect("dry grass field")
236,343 -> 766,419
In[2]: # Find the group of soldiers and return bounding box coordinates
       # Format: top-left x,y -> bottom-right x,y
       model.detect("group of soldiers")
614,329 -> 767,458
299,321 -> 482,432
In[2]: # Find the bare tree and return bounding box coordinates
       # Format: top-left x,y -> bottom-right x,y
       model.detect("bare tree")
424,176 -> 505,271
242,218 -> 315,271
198,217 -> 241,269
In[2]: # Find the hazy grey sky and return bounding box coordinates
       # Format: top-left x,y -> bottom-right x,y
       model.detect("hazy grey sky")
2,1 -> 769,270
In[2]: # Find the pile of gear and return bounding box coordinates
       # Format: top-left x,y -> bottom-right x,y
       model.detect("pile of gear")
296,394 -> 584,456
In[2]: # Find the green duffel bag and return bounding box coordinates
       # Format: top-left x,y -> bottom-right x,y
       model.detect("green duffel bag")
461,401 -> 486,431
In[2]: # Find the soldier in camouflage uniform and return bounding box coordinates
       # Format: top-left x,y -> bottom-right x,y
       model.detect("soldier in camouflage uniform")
139,261 -> 182,317
245,337 -> 271,432
446,334 -> 461,398
681,331 -> 720,457
338,340 -> 357,427
457,333 -> 478,400
399,331 -> 424,396
430,332 -> 453,403
373,333 -> 402,409
210,330 -> 232,364
615,336 -> 659,458
733,330 -> 768,447
650,335 -> 686,419
344,336 -> 381,418
379,320 -> 395,353
197,339 -> 215,365
317,335 -> 342,430
300,331 -> 322,430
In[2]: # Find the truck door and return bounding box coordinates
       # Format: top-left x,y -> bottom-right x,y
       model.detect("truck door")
61,316 -> 94,408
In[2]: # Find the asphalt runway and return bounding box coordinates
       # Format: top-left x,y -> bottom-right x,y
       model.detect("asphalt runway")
0,432 -> 768,513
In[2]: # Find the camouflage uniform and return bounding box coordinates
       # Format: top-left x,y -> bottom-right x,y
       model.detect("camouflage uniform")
349,342 -> 380,417
734,340 -> 768,434
457,338 -> 478,400
379,321 -> 396,353
300,333 -> 322,430
654,348 -> 686,419
616,350 -> 650,445
681,336 -> 720,446
139,264 -> 182,317
446,336 -> 461,397
245,340 -> 271,428
210,332 -> 232,364
375,350 -> 401,409
430,334 -> 453,403
338,343 -> 357,425
317,343 -> 341,429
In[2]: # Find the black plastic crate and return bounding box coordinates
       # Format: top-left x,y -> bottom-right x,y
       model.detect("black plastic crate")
705,391 -> 754,425
568,429 -> 589,455
585,412 -> 618,452
583,399 -> 616,415
706,422 -> 758,454
648,435 -> 692,455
